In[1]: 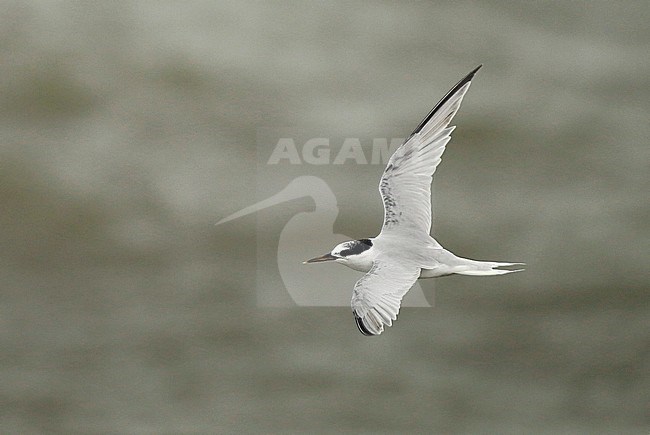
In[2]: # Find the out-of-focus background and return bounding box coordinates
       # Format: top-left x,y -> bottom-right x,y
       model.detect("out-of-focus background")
1,1 -> 648,433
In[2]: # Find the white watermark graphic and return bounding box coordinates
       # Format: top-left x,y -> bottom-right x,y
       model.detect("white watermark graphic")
216,135 -> 434,308
267,137 -> 404,165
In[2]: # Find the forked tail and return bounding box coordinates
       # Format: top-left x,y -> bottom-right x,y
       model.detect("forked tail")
453,260 -> 525,276
424,248 -> 524,277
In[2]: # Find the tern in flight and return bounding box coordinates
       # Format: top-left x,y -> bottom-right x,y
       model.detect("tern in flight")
304,65 -> 524,336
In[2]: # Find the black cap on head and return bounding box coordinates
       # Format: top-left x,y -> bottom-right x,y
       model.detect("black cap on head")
339,239 -> 373,257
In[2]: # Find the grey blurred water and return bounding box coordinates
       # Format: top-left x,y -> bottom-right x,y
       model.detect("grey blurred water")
1,1 -> 649,433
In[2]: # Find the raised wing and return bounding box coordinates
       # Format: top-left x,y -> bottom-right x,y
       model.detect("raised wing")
380,65 -> 481,235
351,259 -> 421,336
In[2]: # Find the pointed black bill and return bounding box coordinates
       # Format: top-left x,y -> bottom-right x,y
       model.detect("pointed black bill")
304,253 -> 337,264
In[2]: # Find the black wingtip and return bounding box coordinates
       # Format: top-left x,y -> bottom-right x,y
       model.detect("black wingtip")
354,312 -> 376,336
408,64 -> 483,139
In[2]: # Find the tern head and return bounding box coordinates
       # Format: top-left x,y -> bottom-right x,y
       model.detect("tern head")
304,239 -> 374,269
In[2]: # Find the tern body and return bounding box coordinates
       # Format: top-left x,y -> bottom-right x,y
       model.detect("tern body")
305,65 -> 523,336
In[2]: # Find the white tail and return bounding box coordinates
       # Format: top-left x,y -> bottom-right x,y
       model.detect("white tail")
454,261 -> 525,276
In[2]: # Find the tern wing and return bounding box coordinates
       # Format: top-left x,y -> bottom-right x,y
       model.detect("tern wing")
351,259 -> 421,336
379,65 -> 481,236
